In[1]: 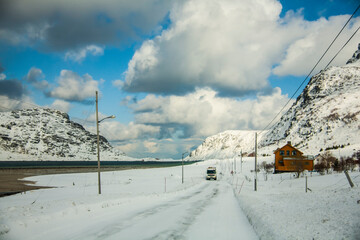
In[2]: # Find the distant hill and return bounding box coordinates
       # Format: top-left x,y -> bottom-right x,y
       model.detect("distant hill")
188,130 -> 267,160
0,108 -> 131,161
189,44 -> 360,160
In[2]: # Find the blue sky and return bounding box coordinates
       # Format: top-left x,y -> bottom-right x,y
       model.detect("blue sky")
0,0 -> 359,159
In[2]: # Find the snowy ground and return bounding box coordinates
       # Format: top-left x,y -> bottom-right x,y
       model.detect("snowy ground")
0,158 -> 359,239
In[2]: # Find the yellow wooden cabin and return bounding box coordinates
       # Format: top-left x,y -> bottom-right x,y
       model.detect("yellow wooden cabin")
274,141 -> 314,173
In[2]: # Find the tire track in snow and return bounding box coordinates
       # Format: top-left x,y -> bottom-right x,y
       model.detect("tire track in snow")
91,181 -> 219,239
149,185 -> 220,240
149,180 -> 258,240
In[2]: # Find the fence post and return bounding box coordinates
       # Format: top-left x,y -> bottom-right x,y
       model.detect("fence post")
344,170 -> 354,188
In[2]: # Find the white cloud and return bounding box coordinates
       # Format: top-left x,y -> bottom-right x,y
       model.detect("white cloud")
100,121 -> 160,141
49,70 -> 99,102
0,22 -> 50,45
65,45 -> 104,62
0,73 -> 6,80
123,0 -> 286,96
122,0 -> 360,96
273,16 -> 360,76
113,138 -> 189,159
25,67 -> 50,90
83,114 -> 160,142
0,0 -> 173,50
143,140 -> 159,153
0,95 -> 37,111
112,79 -> 124,90
130,87 -> 291,138
50,99 -> 71,113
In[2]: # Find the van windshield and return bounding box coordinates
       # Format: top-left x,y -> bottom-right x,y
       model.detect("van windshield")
207,170 -> 216,174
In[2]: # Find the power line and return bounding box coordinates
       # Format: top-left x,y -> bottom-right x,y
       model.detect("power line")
260,3 -> 360,134
324,24 -> 360,69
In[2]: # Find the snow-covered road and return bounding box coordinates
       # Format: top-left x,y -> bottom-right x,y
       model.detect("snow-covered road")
0,160 -> 258,240
80,181 -> 257,240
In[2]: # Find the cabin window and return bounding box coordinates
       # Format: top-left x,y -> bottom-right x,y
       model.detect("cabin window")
292,150 -> 297,156
286,150 -> 290,156
280,150 -> 284,156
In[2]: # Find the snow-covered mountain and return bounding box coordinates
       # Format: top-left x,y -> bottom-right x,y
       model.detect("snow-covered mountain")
0,108 -> 130,161
189,130 -> 267,159
189,44 -> 360,159
260,44 -> 360,155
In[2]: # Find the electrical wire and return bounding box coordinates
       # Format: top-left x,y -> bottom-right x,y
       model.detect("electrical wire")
259,3 -> 360,134
324,23 -> 360,69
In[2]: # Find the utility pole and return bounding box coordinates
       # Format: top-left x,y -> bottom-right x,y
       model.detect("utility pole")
255,133 -> 258,191
240,150 -> 243,173
182,152 -> 188,184
234,154 -> 236,174
95,91 -> 115,195
96,91 -> 101,195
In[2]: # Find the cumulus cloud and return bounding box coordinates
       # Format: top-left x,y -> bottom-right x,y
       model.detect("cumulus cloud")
0,95 -> 36,112
83,110 -> 160,141
48,70 -> 99,102
92,121 -> 160,142
50,99 -> 71,113
112,79 -> 124,90
25,67 -> 50,90
122,0 -> 360,97
113,138 -> 192,159
100,67 -> 293,158
129,87 -> 291,139
0,79 -> 27,100
81,87 -> 291,158
0,0 -> 173,51
123,0 -> 285,96
0,65 -> 31,110
65,45 -> 104,62
273,15 -> 360,76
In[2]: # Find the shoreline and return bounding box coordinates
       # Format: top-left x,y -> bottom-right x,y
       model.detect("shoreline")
0,165 -> 177,197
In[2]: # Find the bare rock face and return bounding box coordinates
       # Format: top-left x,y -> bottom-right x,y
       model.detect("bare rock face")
346,43 -> 360,64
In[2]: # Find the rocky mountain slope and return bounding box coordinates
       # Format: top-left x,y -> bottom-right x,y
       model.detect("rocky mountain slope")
0,108 -> 128,161
189,44 -> 360,160
260,45 -> 360,155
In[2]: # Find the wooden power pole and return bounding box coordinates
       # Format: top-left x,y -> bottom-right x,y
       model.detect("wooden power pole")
254,132 -> 257,191
96,91 -> 101,194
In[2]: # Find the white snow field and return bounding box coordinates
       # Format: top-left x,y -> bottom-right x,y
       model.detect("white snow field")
0,158 -> 359,240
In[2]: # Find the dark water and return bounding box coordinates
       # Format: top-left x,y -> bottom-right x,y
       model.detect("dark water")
0,160 -> 201,168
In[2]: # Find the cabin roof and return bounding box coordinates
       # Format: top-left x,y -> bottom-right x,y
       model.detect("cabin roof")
273,141 -> 303,154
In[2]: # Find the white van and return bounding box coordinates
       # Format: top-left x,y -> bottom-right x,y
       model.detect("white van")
206,167 -> 217,180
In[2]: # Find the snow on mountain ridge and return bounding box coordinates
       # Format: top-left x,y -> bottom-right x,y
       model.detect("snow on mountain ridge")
346,43 -> 360,64
189,130 -> 267,159
0,108 -> 130,161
